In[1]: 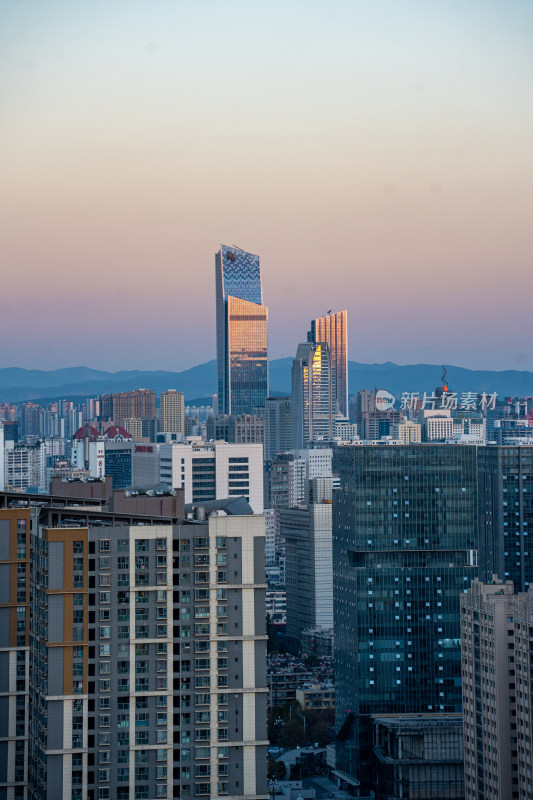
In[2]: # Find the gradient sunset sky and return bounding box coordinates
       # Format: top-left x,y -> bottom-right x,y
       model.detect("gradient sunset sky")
2,1 -> 532,372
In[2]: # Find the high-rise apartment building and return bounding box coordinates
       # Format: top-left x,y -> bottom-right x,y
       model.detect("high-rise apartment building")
215,245 -> 268,415
100,390 -> 156,427
0,507 -> 30,799
461,578 -> 533,800
308,310 -> 348,417
26,509 -> 268,800
160,390 -> 185,436
0,488 -> 269,800
333,443 -> 479,793
292,342 -> 334,448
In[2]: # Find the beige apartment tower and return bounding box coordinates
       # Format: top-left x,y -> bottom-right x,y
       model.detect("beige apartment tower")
461,578 -> 533,800
160,389 -> 185,435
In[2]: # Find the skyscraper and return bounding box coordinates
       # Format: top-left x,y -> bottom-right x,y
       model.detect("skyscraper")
215,245 -> 268,415
291,342 -> 334,448
309,310 -> 348,416
477,445 -> 533,593
333,443 -> 479,793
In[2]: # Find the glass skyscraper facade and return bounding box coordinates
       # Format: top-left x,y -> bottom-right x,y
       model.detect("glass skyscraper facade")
478,445 -> 533,593
309,310 -> 348,417
333,444 -> 479,792
291,342 -> 334,448
215,245 -> 268,415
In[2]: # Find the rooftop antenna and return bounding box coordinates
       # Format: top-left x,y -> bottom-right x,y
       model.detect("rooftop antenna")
442,365 -> 448,392
326,309 -> 332,316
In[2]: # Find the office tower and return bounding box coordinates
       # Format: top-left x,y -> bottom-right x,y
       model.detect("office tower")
159,441 -> 264,513
0,506 -> 30,799
308,310 -> 348,416
477,445 -> 533,593
160,390 -> 185,435
281,477 -> 333,650
215,244 -> 268,415
461,578 -> 533,800
291,342 -> 334,448
20,403 -> 43,439
264,398 -> 293,460
100,390 -> 157,427
20,495 -> 267,800
333,443 -> 479,793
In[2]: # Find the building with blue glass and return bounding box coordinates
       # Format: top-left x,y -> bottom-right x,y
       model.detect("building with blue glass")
215,245 -> 268,415
332,443 -> 479,793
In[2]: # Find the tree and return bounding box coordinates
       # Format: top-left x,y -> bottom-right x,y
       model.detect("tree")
267,758 -> 286,781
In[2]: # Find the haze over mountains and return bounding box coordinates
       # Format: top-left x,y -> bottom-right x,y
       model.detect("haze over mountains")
2,360 -> 533,405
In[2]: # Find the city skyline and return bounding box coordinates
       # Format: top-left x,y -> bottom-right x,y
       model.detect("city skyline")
2,1 -> 533,372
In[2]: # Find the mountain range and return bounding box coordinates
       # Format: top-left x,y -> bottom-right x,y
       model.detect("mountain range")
2,360 -> 533,405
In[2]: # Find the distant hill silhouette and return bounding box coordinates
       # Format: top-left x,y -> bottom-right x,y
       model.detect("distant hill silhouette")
1,359 -> 533,404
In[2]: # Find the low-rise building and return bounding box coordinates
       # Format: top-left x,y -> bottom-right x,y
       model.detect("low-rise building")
296,683 -> 335,711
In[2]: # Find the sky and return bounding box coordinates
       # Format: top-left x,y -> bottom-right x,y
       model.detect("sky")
1,0 -> 532,373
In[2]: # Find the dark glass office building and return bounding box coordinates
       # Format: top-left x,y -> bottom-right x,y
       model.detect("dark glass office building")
478,445 -> 533,593
333,444 -> 479,792
215,245 -> 268,415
